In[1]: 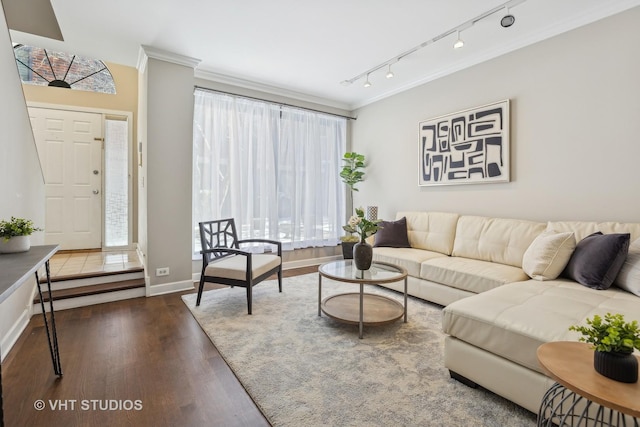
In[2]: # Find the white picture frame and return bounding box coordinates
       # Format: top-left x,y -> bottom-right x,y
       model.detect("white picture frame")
418,99 -> 510,186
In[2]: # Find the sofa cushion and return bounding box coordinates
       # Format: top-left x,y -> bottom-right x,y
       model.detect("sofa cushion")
615,238 -> 640,296
522,230 -> 576,280
421,256 -> 529,294
547,220 -> 640,242
373,247 -> 446,278
397,211 -> 459,255
452,216 -> 546,267
374,217 -> 410,248
442,280 -> 640,374
563,232 -> 630,290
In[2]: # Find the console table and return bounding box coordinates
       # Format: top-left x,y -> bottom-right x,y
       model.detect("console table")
0,245 -> 61,427
537,341 -> 639,426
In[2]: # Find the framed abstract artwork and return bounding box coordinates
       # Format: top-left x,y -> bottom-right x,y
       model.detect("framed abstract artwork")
418,99 -> 510,186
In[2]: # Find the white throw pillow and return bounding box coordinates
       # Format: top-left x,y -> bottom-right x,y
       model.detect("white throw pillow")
522,230 -> 576,281
614,238 -> 640,296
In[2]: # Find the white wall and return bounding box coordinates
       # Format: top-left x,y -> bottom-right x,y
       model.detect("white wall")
0,3 -> 46,359
352,7 -> 640,224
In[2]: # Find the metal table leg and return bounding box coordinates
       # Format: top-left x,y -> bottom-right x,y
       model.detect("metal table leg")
359,283 -> 364,339
318,275 -> 322,316
403,277 -> 408,323
35,260 -> 62,377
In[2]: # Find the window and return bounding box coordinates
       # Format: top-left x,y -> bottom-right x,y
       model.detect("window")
193,89 -> 346,254
13,44 -> 116,94
104,117 -> 130,247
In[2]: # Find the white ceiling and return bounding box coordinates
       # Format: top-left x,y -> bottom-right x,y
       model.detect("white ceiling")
8,0 -> 640,110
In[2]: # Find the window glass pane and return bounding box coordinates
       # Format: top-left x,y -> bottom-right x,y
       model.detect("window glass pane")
105,119 -> 129,247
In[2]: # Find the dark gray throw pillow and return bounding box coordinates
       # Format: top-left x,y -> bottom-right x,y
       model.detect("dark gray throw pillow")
563,232 -> 631,290
374,217 -> 411,248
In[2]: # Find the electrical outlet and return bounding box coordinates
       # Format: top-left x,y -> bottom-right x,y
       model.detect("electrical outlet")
156,267 -> 170,276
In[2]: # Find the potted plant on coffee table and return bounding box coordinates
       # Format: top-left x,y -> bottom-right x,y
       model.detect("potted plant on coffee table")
0,216 -> 42,254
569,312 -> 640,383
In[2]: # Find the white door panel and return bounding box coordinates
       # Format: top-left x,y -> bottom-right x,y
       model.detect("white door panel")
30,107 -> 103,250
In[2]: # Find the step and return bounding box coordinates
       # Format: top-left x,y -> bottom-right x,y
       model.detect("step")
34,278 -> 146,304
41,269 -> 145,292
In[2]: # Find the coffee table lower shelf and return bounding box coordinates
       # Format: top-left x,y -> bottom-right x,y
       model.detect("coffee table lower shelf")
320,292 -> 404,326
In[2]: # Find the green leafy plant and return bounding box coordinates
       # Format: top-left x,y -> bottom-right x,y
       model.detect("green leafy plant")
0,217 -> 42,242
569,313 -> 640,354
342,207 -> 382,242
339,152 -> 366,192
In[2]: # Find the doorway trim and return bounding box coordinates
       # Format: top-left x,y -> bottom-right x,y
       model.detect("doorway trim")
27,101 -> 135,250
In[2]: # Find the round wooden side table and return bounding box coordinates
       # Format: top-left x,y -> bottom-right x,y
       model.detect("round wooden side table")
536,341 -> 640,426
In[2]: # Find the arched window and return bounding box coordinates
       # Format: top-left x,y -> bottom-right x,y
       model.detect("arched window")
13,44 -> 116,94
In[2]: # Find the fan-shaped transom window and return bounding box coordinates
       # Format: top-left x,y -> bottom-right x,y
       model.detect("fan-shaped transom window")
13,44 -> 116,94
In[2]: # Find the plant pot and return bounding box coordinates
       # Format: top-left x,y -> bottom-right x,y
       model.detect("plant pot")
0,236 -> 31,254
341,241 -> 356,259
594,350 -> 638,383
353,240 -> 373,270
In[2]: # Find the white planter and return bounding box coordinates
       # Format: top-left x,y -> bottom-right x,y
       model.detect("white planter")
0,236 -> 31,253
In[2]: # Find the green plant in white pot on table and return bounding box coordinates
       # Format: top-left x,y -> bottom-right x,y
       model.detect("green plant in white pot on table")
0,216 -> 42,254
569,312 -> 640,383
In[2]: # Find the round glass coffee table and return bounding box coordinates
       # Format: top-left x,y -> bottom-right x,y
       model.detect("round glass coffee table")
318,260 -> 408,339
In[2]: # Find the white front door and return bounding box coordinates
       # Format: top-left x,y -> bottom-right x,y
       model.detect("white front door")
29,107 -> 103,250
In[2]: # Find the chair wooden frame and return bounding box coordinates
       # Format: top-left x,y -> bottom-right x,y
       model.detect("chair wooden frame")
197,218 -> 282,314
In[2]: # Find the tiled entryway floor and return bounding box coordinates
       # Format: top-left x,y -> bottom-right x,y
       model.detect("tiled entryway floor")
48,250 -> 142,279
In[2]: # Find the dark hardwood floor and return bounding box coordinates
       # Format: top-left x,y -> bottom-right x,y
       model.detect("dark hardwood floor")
2,266 -> 318,427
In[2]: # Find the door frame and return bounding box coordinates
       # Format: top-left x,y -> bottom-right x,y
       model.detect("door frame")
27,102 -> 135,250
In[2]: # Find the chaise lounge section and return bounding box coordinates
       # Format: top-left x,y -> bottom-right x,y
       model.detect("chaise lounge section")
372,212 -> 640,412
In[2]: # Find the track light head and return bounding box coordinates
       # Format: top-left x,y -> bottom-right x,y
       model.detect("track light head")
453,31 -> 464,49
386,64 -> 394,79
501,14 -> 515,27
363,75 -> 371,88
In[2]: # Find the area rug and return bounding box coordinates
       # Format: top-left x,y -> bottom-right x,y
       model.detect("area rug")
182,274 -> 536,426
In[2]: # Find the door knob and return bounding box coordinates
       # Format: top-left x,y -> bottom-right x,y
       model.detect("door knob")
93,170 -> 99,175
93,190 -> 100,195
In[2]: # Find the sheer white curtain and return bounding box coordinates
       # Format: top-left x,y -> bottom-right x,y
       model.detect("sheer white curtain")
193,89 -> 346,253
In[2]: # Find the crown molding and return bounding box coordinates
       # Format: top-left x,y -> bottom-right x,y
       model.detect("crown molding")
137,45 -> 201,71
195,68 -> 352,111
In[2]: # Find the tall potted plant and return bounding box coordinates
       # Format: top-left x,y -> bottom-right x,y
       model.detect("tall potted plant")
569,313 -> 640,383
339,152 -> 366,258
0,216 -> 42,253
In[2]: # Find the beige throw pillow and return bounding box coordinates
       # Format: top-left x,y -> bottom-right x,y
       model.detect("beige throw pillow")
522,230 -> 576,281
614,238 -> 640,296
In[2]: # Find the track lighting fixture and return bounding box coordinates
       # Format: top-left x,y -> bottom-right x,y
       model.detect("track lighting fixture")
501,7 -> 516,27
386,64 -> 394,79
453,31 -> 465,49
340,0 -> 526,88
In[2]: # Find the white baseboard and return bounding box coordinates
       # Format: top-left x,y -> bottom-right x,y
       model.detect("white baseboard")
147,279 -> 194,297
1,307 -> 31,362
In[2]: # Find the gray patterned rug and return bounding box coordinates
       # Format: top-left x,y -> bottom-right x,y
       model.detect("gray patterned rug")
182,273 -> 536,427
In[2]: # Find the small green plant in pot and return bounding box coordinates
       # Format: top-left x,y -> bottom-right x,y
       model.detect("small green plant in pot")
0,216 -> 42,253
569,313 -> 640,383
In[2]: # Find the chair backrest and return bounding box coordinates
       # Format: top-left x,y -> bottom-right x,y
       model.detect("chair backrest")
199,219 -> 240,263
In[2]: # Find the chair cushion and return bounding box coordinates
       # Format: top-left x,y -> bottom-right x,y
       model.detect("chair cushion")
442,280 -> 640,374
421,256 -> 529,294
205,254 -> 281,281
373,247 -> 446,278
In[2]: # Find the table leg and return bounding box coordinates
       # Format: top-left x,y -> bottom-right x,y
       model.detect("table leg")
359,283 -> 364,339
35,261 -> 63,377
318,275 -> 322,317
1,343 -> 3,427
403,277 -> 408,323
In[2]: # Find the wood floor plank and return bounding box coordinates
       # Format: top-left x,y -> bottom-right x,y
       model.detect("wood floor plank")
3,266 -> 318,426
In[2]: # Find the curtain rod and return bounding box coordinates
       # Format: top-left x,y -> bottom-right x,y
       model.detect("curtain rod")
194,85 -> 357,120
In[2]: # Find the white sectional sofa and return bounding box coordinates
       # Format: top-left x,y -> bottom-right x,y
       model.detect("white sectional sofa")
371,212 -> 640,413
